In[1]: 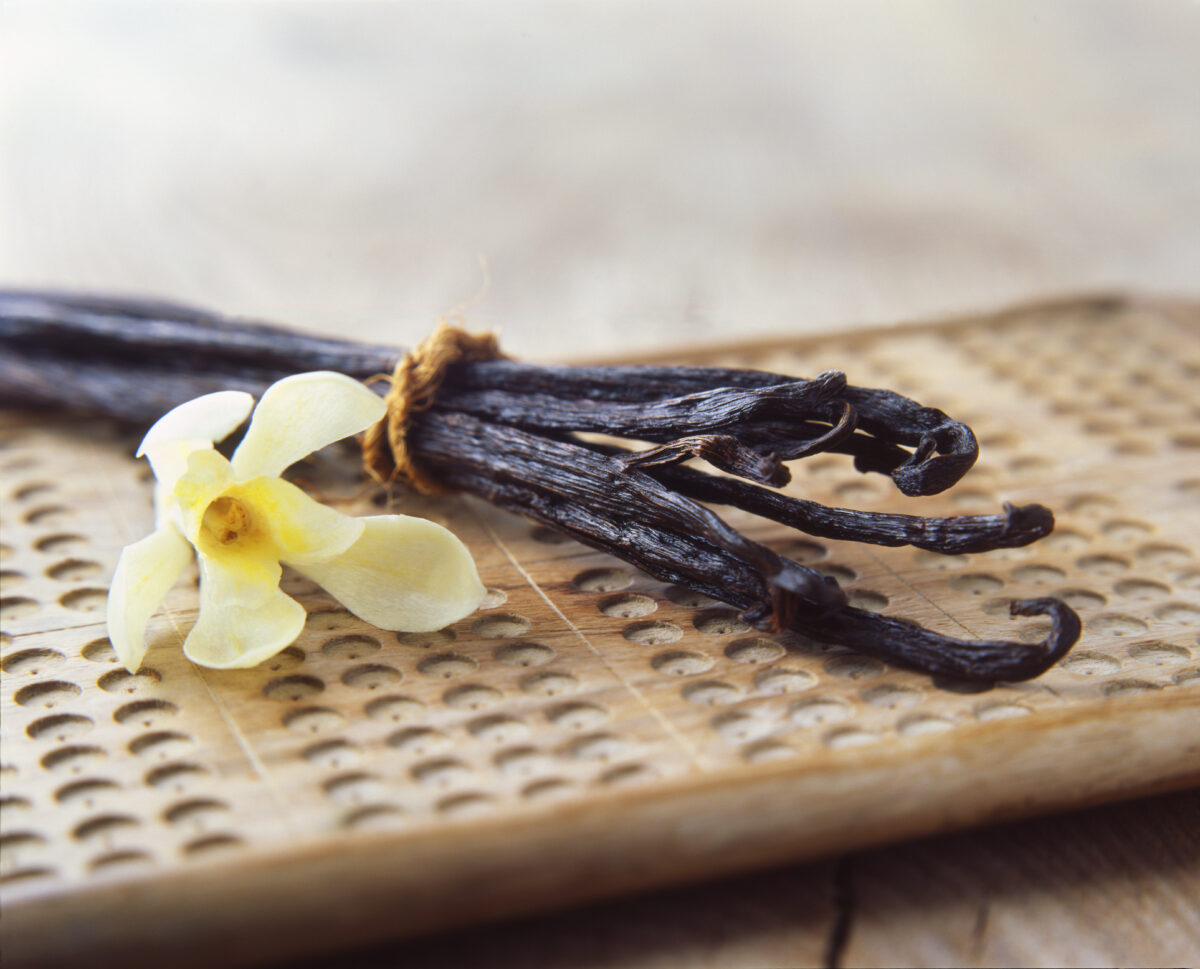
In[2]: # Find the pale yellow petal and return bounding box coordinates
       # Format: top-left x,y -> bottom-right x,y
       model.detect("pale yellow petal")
230,371 -> 386,480
296,515 -> 485,632
106,526 -> 193,673
137,390 -> 254,457
182,552 -> 304,669
171,449 -> 236,542
143,441 -> 204,528
137,391 -> 253,494
233,476 -> 364,566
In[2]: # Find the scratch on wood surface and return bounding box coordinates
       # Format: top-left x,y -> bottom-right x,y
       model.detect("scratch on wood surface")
823,856 -> 855,969
192,665 -> 303,839
472,504 -> 710,772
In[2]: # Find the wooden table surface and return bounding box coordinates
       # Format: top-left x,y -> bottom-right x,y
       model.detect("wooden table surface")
284,787 -> 1200,969
2,2 -> 1199,966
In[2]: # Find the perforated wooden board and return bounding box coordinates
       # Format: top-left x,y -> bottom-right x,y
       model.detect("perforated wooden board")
2,297 -> 1199,968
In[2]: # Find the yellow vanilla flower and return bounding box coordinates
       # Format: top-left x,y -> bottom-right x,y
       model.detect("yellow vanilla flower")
106,371 -> 485,672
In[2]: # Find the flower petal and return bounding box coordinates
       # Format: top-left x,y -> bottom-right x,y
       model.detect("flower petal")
137,390 -> 254,457
233,475 -> 364,566
106,526 -> 193,672
137,391 -> 254,493
182,552 -> 304,669
230,371 -> 386,480
295,515 -> 485,631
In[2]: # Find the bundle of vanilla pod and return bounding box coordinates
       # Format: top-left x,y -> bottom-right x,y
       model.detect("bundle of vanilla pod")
0,290 -> 1079,681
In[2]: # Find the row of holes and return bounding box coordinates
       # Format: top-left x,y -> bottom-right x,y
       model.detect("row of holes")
681,638 -> 1198,714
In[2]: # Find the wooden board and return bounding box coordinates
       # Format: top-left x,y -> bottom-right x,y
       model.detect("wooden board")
2,296 -> 1199,968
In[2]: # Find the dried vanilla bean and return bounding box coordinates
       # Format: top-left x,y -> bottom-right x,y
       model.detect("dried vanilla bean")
0,290 -> 397,420
424,371 -> 849,439
0,289 -> 1081,681
633,460 -> 1056,554
441,360 -> 979,495
412,410 -> 845,622
413,412 -> 1077,681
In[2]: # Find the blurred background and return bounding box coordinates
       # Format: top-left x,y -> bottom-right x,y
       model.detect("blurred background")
1,0 -> 1198,360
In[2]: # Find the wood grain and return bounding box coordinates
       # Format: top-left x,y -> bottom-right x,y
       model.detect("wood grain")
842,789 -> 1200,968
2,298 -> 1198,968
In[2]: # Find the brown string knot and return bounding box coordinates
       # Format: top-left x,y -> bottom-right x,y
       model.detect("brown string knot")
361,320 -> 506,494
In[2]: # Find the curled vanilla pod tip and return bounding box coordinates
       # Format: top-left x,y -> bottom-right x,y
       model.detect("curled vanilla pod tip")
0,289 -> 1080,681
